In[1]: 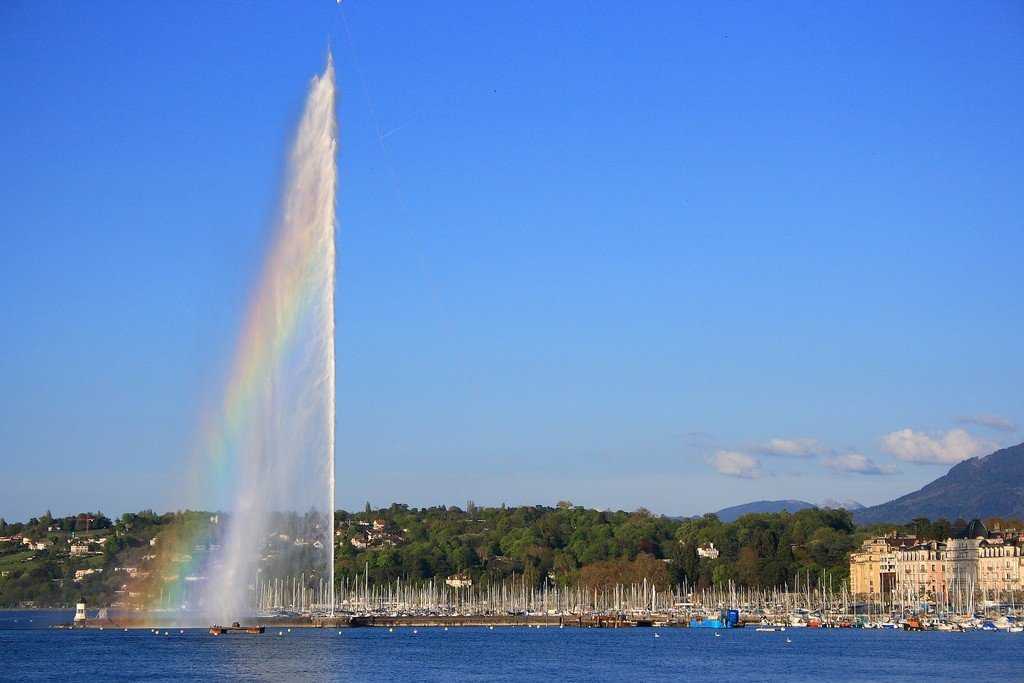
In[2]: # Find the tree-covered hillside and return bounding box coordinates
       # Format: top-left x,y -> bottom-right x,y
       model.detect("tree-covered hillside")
3,503 -> 1012,608
335,503 -> 859,592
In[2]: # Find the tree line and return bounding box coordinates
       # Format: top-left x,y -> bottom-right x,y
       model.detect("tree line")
2,503 -> 1020,607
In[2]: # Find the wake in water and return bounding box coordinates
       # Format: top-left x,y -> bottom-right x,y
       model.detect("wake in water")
196,55 -> 337,623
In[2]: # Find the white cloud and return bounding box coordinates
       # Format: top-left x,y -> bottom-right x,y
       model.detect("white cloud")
707,450 -> 761,479
760,437 -> 823,458
881,428 -> 992,465
822,453 -> 897,476
957,414 -> 1017,433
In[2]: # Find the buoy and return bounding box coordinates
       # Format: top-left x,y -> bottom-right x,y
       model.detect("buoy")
278,631 -> 283,636
714,632 -> 720,638
388,627 -> 394,633
444,627 -> 448,631
489,626 -> 494,630
654,633 -> 660,638
180,630 -> 184,634
786,638 -> 792,643
287,628 -> 292,632
413,629 -> 418,634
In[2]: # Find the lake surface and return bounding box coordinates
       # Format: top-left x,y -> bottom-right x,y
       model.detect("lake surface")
2,610 -> 1022,682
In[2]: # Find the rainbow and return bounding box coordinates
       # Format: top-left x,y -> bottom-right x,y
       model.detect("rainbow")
146,55 -> 337,620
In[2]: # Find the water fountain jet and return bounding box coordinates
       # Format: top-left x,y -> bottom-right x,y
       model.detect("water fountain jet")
196,54 -> 337,624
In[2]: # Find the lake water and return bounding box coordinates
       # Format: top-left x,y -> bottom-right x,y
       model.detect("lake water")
2,610 -> 1022,681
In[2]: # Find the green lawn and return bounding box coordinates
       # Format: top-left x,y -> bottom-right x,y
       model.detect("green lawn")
0,550 -> 36,572
79,555 -> 106,569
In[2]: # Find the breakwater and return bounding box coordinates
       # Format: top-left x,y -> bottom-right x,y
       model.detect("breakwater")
73,613 -> 663,630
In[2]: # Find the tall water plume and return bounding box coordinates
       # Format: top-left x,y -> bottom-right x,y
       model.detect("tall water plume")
198,55 -> 337,622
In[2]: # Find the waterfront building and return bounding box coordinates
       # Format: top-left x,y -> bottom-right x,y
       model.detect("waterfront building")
976,539 -> 1023,592
894,540 -> 946,599
944,519 -> 988,595
852,520 -> 1024,600
849,533 -> 917,597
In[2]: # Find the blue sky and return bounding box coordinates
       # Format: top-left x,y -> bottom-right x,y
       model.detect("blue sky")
1,1 -> 1022,520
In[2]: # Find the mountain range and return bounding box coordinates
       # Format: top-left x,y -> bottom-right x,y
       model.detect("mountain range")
712,498 -> 863,523
853,441 -> 1024,524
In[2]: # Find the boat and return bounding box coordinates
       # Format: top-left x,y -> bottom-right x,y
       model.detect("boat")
755,627 -> 777,632
209,623 -> 266,636
902,616 -> 925,632
690,610 -> 740,629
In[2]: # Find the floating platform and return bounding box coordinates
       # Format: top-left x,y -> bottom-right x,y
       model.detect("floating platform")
209,623 -> 265,635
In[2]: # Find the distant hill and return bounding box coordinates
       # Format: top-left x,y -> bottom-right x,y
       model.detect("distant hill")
714,499 -> 815,522
854,442 -> 1024,525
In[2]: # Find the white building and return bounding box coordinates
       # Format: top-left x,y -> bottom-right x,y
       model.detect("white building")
74,568 -> 102,582
697,543 -> 720,559
446,574 -> 473,588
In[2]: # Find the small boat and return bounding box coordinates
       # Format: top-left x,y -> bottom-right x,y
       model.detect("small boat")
755,627 -> 777,632
902,617 -> 925,632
